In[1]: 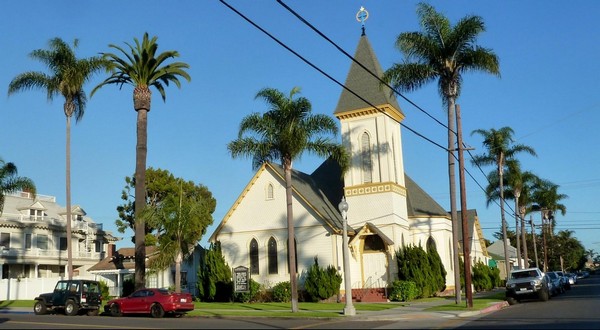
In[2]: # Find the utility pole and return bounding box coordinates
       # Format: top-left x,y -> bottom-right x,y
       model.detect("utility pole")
520,206 -> 528,267
456,104 -> 473,308
530,215 -> 539,268
542,209 -> 549,273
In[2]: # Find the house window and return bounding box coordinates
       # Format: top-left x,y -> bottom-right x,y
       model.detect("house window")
29,209 -> 43,221
59,237 -> 67,251
286,239 -> 298,274
361,132 -> 372,183
250,238 -> 259,275
0,233 -> 10,250
25,233 -> 32,249
37,235 -> 48,250
268,237 -> 278,275
266,183 -> 274,200
95,240 -> 102,253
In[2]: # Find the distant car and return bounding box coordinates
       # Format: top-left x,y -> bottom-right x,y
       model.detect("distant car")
545,272 -> 563,296
104,288 -> 194,318
555,271 -> 571,290
505,267 -> 550,305
34,280 -> 102,316
566,273 -> 577,285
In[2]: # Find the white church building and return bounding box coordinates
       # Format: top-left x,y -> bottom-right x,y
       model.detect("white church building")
209,25 -> 489,299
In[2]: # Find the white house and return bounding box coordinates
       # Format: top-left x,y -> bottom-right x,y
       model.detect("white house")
209,28 -> 490,298
0,191 -> 118,279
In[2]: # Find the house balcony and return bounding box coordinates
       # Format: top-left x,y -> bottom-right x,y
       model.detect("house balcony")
0,247 -> 104,260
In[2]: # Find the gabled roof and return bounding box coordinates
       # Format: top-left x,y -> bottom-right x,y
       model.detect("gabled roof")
405,175 -> 449,218
209,159 -> 452,242
88,246 -> 158,272
457,209 -> 490,257
334,34 -> 403,119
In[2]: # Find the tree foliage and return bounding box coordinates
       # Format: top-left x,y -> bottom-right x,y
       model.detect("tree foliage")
197,242 -> 232,302
0,158 -> 36,215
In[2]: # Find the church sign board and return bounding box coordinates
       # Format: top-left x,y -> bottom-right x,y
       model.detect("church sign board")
233,266 -> 249,292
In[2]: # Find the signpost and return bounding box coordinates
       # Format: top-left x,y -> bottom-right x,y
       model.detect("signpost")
233,266 -> 249,293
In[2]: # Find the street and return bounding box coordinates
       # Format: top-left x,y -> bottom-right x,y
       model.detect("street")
0,275 -> 598,329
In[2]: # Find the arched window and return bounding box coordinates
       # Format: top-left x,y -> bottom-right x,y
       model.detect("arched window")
250,238 -> 259,275
286,239 -> 298,274
266,183 -> 274,200
361,132 -> 372,183
268,237 -> 278,274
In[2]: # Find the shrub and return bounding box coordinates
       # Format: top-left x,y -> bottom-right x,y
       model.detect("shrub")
388,280 -> 418,302
98,281 -> 110,301
303,257 -> 342,302
272,281 -> 291,302
233,278 -> 261,303
197,242 -> 232,302
472,262 -> 493,292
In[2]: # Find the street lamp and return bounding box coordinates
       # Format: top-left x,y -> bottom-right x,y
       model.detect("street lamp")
338,196 -> 355,316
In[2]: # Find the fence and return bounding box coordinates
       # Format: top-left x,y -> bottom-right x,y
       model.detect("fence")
0,276 -> 95,300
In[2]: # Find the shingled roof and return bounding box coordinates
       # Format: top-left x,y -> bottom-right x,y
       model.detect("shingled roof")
88,246 -> 158,272
334,33 -> 402,115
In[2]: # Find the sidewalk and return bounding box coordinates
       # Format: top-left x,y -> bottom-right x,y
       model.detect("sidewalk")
0,290 -> 509,320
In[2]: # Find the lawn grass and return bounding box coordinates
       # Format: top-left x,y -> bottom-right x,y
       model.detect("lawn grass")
425,291 -> 506,312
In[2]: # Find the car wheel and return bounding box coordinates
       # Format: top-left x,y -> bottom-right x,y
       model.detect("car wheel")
150,303 -> 165,318
110,304 -> 122,317
538,288 -> 550,302
506,297 -> 518,305
87,309 -> 99,316
33,301 -> 47,315
65,300 -> 79,316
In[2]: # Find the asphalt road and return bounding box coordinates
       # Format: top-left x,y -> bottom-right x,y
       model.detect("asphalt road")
1,276 -> 597,329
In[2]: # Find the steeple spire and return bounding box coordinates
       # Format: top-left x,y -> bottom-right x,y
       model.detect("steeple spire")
356,6 -> 369,36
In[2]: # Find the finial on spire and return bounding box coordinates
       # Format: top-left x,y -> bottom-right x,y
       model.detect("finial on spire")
356,6 -> 369,36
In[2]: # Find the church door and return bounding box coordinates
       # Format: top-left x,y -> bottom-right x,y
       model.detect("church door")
362,252 -> 388,288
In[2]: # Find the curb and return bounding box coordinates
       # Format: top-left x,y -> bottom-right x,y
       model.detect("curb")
458,301 -> 508,318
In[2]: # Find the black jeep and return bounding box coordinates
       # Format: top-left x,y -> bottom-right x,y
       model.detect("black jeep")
34,280 -> 102,316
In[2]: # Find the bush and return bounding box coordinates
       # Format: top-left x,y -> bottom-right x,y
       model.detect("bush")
197,242 -> 232,302
303,257 -> 342,302
98,281 -> 110,301
233,278 -> 261,303
472,262 -> 493,292
272,281 -> 291,302
388,280 -> 418,302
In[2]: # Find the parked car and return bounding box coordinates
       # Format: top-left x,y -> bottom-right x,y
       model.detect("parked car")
555,271 -> 571,290
104,288 -> 194,318
505,267 -> 550,305
34,280 -> 102,316
545,271 -> 563,296
566,273 -> 577,285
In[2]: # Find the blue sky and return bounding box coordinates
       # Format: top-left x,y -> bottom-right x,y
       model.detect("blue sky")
1,1 -> 599,254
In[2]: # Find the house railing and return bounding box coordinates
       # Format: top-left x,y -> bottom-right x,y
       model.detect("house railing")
0,247 -> 103,260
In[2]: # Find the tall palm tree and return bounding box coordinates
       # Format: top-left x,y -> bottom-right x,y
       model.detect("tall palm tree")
8,38 -> 107,279
0,158 -> 37,215
471,127 -> 536,278
228,86 -> 349,313
91,32 -> 191,290
383,2 -> 499,304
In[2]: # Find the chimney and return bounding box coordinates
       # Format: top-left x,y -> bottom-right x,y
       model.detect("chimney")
107,244 -> 116,258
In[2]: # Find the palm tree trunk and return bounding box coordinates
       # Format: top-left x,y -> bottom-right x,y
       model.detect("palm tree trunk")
65,114 -> 73,280
447,97 -> 461,304
284,160 -> 299,313
521,210 -> 528,267
175,250 -> 182,293
514,199 -> 522,269
499,158 -> 510,279
135,108 -> 148,290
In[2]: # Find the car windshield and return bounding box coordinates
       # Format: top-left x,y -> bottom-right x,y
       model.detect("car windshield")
547,272 -> 557,279
511,270 -> 538,279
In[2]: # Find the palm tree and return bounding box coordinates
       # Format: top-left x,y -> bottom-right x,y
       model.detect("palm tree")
92,33 -> 191,290
471,127 -> 536,278
227,86 -> 349,312
383,2 -> 499,305
0,158 -> 37,215
8,38 -> 107,280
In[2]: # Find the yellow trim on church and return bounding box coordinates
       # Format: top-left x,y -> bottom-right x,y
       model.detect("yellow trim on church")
335,104 -> 405,123
344,181 -> 407,197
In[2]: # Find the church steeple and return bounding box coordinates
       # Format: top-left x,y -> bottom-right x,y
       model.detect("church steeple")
333,33 -> 403,122
334,8 -> 408,229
